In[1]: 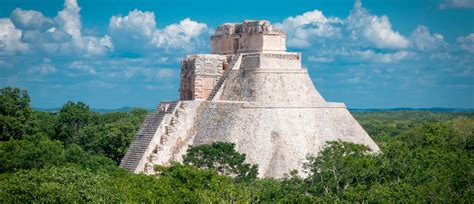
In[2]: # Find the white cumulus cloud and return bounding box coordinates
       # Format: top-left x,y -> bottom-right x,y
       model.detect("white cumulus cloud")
347,0 -> 410,50
109,9 -> 156,52
151,18 -> 208,51
0,18 -> 29,55
56,0 -> 81,38
457,33 -> 474,53
10,8 -> 55,30
409,25 -> 447,51
109,10 -> 208,54
1,0 -> 113,57
352,50 -> 412,63
275,0 -> 412,64
275,10 -> 342,48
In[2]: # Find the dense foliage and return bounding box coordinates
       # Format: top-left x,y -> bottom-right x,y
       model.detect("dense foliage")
0,87 -> 32,140
0,87 -> 473,202
183,142 -> 258,181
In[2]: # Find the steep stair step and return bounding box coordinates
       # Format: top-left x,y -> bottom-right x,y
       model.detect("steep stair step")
119,101 -> 179,172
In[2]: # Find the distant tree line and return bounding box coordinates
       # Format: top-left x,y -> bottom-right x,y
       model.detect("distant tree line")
0,87 -> 472,202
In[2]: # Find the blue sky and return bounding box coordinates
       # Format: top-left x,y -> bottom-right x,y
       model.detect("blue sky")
0,0 -> 473,109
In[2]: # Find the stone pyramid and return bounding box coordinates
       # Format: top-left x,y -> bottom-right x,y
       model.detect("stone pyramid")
120,20 -> 380,178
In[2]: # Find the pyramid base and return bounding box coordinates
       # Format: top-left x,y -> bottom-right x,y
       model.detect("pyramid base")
135,101 -> 379,178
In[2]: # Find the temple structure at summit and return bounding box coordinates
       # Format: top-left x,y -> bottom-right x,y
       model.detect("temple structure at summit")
120,20 -> 379,178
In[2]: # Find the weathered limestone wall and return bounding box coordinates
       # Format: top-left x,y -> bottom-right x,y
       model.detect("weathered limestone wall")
136,101 -> 203,174
158,101 -> 379,178
261,34 -> 286,52
211,37 -> 238,55
219,69 -> 326,103
238,34 -> 286,53
239,34 -> 264,53
240,53 -> 301,70
133,102 -> 180,174
211,20 -> 286,55
180,55 -> 227,100
151,101 -> 202,165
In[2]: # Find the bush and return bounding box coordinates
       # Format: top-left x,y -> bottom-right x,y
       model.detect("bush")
183,142 -> 258,181
0,166 -> 121,203
0,134 -> 65,173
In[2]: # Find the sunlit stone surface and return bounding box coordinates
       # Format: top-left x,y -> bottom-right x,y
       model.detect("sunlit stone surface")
120,20 -> 380,178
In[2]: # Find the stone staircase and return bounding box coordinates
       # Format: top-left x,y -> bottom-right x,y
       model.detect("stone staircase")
141,102 -> 190,171
120,101 -> 179,172
207,54 -> 242,101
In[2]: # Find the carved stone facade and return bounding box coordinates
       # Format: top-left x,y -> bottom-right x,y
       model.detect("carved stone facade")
121,20 -> 379,178
211,20 -> 286,55
181,20 -> 286,101
179,55 -> 228,100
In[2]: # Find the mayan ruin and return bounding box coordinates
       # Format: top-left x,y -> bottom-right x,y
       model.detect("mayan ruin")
120,20 -> 380,178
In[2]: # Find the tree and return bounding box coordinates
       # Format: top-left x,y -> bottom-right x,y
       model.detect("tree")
0,134 -> 65,173
0,134 -> 117,173
304,141 -> 380,198
64,144 -> 118,171
154,163 -> 250,202
0,166 -> 122,203
183,142 -> 258,181
450,117 -> 474,150
71,109 -> 147,164
54,101 -> 96,145
28,111 -> 57,140
0,87 -> 32,140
